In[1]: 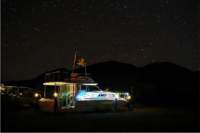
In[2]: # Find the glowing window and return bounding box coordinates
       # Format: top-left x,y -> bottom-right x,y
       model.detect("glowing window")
98,93 -> 107,97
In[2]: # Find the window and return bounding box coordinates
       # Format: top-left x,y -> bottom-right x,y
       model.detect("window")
81,85 -> 101,91
81,85 -> 87,90
98,93 -> 107,97
87,86 -> 101,91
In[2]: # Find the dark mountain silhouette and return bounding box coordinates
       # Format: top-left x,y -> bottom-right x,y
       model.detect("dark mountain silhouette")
2,61 -> 199,107
134,62 -> 199,106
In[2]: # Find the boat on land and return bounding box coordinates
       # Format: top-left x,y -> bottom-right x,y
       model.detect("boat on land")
38,72 -> 131,113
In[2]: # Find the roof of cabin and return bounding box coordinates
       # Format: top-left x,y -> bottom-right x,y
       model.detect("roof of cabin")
43,81 -> 98,86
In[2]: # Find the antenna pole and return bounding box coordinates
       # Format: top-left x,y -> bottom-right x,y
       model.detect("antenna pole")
72,51 -> 77,73
85,64 -> 87,78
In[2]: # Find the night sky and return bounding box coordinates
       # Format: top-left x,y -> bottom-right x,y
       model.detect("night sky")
2,0 -> 199,82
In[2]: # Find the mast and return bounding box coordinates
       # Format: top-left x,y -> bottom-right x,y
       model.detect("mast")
85,63 -> 87,78
72,51 -> 77,73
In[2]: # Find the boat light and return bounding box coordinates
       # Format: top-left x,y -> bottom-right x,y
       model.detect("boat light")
54,92 -> 58,97
35,93 -> 38,97
115,94 -> 119,98
127,95 -> 131,99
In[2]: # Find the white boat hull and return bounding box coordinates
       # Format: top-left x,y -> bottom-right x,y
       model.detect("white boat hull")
38,98 -> 127,113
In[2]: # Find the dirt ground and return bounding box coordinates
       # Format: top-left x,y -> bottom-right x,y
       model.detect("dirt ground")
1,106 -> 199,132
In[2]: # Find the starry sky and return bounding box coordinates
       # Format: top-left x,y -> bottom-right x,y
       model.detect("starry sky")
2,0 -> 199,82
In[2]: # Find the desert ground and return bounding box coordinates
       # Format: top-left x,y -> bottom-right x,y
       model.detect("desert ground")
1,105 -> 199,132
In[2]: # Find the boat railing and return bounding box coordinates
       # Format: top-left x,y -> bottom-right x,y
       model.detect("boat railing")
45,71 -> 92,82
76,73 -> 91,76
